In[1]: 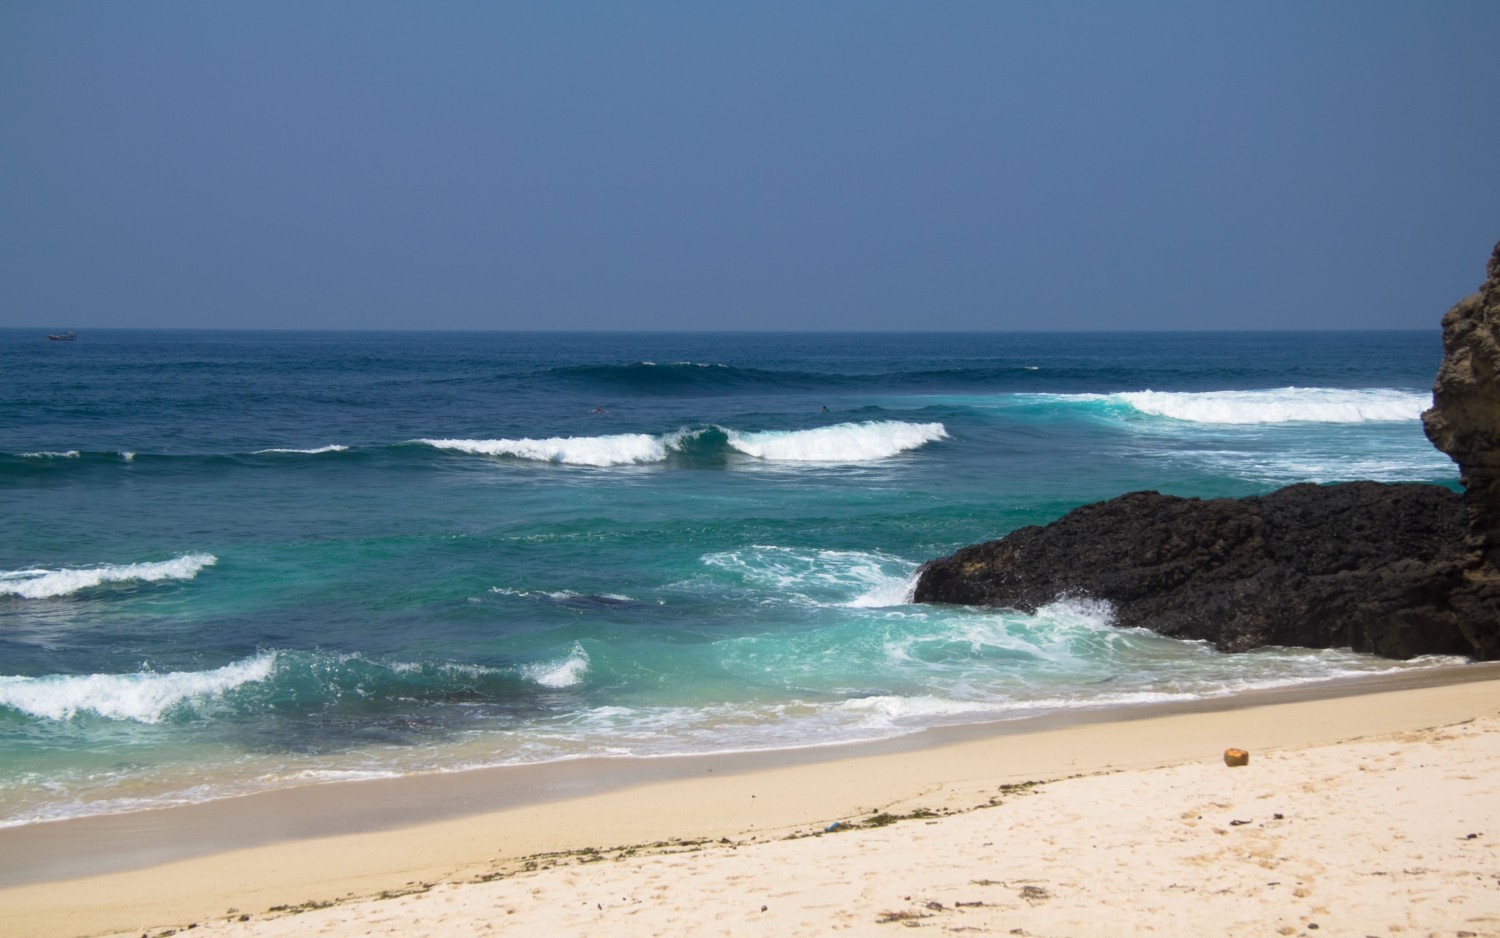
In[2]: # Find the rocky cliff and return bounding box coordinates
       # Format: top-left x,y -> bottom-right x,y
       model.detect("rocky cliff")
1423,239 -> 1500,573
915,239 -> 1500,660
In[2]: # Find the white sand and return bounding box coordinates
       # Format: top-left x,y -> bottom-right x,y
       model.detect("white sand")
4,673 -> 1498,938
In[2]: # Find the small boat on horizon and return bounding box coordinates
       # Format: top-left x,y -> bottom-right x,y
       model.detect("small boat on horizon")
47,332 -> 76,341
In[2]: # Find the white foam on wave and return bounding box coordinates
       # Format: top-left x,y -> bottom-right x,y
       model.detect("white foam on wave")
546,590 -> 630,601
19,450 -> 80,459
417,434 -> 667,467
1035,596 -> 1118,625
416,421 -> 946,468
0,553 -> 217,599
387,658 -> 502,680
835,687 -> 1216,730
881,597 -> 1121,668
267,768 -> 403,784
1114,387 -> 1427,425
702,546 -> 918,607
520,643 -> 590,688
835,694 -> 1005,722
724,420 -> 947,463
253,445 -> 349,455
1184,448 -> 1457,485
0,653 -> 275,723
844,569 -> 920,609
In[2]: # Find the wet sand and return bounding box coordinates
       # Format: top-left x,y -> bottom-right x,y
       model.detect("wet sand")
3,664 -> 1499,937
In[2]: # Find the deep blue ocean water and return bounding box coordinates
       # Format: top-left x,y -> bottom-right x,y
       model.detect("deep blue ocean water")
0,330 -> 1461,826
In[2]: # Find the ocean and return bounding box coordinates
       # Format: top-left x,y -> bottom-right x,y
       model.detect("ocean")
0,329 -> 1461,829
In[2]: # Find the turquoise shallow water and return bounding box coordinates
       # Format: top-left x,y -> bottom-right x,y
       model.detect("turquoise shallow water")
0,330 -> 1462,826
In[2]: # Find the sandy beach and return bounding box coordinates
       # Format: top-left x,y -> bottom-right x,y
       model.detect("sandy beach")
4,666 -> 1499,938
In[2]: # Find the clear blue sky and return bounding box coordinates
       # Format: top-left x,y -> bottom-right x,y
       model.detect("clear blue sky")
2,1 -> 1496,331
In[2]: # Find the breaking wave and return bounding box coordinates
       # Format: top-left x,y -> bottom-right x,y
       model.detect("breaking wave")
723,421 -> 948,463
415,420 -> 947,467
0,654 -> 275,723
520,643 -> 591,688
0,554 -> 218,599
994,387 -> 1429,426
0,650 -> 576,725
417,433 -> 669,467
1113,387 -> 1427,425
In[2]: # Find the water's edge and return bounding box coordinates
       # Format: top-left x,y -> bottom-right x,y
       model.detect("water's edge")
4,661 -> 1495,889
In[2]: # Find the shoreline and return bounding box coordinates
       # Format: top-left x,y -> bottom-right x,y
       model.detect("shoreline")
3,661 -> 1496,888
3,663 -> 1499,937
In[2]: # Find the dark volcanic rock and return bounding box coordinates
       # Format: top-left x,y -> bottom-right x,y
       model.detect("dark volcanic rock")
914,482 -> 1478,659
912,241 -> 1500,657
917,239 -> 1500,661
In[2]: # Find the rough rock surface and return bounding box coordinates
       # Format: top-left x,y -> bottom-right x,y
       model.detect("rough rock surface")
916,239 -> 1500,660
1423,239 -> 1500,572
913,483 -> 1476,659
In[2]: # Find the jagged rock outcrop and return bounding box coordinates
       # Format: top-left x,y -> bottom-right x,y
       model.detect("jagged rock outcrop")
1423,239 -> 1500,572
916,239 -> 1500,660
913,483 -> 1474,658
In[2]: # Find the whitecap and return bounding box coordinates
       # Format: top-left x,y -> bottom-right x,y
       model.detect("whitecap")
19,450 -> 80,459
724,420 -> 947,463
1114,388 -> 1427,425
0,554 -> 218,599
416,434 -> 667,467
0,653 -> 276,723
520,644 -> 590,688
253,445 -> 349,455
